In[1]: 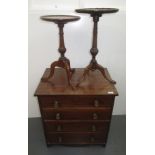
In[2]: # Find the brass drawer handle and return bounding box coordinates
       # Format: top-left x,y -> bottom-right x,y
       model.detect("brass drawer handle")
54,100 -> 59,108
58,136 -> 62,143
92,125 -> 96,132
56,125 -> 62,132
94,100 -> 99,107
93,113 -> 98,120
56,113 -> 61,120
90,137 -> 95,142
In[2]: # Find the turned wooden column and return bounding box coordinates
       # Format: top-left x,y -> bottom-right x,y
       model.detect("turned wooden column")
58,23 -> 66,60
90,15 -> 100,70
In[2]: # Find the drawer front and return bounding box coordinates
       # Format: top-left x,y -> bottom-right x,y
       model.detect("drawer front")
44,120 -> 110,133
38,96 -> 114,108
46,133 -> 106,144
42,108 -> 112,120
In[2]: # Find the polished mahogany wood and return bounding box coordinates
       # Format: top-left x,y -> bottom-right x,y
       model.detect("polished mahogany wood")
75,8 -> 119,86
44,120 -> 110,133
40,15 -> 80,88
35,68 -> 118,146
46,133 -> 107,145
75,8 -> 118,14
35,68 -> 118,95
40,15 -> 80,23
38,95 -> 114,108
42,107 -> 112,120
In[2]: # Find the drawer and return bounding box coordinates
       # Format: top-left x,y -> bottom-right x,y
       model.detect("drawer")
42,108 -> 112,120
46,133 -> 106,144
38,96 -> 114,108
44,120 -> 110,133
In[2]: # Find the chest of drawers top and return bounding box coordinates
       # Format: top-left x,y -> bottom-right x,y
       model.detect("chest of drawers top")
34,68 -> 118,96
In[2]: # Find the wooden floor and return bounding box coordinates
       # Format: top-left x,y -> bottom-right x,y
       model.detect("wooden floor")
28,115 -> 126,155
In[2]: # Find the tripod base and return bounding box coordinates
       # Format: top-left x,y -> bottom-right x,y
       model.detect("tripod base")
76,63 -> 116,87
41,58 -> 75,88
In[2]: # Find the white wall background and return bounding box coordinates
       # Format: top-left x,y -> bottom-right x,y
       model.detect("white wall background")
28,0 -> 126,118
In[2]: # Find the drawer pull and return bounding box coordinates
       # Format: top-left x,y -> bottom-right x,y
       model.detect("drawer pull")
93,113 -> 98,120
58,136 -> 62,143
94,100 -> 99,107
56,125 -> 62,132
92,125 -> 96,132
56,113 -> 60,120
90,137 -> 95,142
54,101 -> 59,108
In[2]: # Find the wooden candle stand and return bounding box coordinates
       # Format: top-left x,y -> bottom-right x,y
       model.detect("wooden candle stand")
40,15 -> 80,88
75,8 -> 119,87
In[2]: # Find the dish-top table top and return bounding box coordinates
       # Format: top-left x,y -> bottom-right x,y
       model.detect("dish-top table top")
40,15 -> 80,23
75,8 -> 119,15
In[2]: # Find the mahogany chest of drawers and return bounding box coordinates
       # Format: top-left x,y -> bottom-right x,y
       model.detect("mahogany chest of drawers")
35,68 -> 118,146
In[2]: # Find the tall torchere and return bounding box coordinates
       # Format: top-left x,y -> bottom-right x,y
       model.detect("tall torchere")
40,15 -> 80,87
75,8 -> 119,86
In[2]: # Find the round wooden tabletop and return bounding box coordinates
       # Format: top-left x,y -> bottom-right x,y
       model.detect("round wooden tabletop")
40,15 -> 80,23
75,8 -> 119,14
